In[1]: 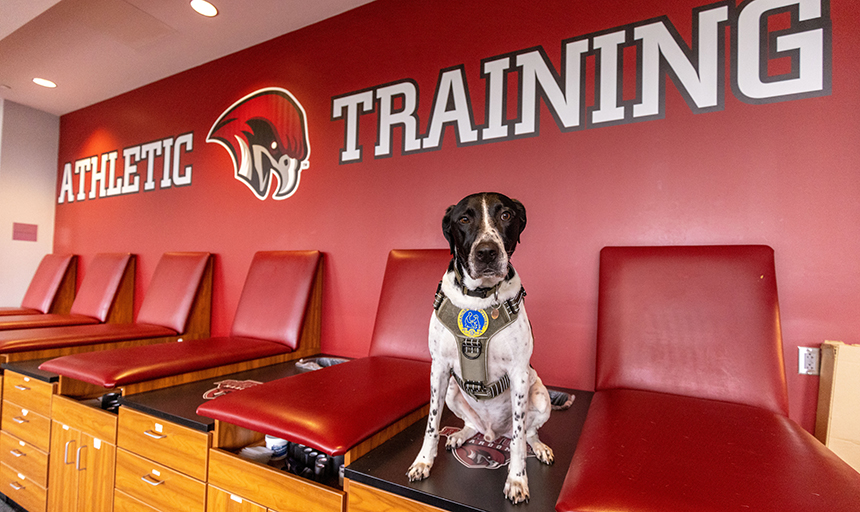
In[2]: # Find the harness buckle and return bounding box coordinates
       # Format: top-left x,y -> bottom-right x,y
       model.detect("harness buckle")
460,338 -> 482,360
463,380 -> 488,396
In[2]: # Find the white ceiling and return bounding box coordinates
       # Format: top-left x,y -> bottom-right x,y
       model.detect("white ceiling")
0,0 -> 373,116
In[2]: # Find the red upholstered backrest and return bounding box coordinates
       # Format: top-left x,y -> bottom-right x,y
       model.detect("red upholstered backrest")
596,245 -> 789,416
368,249 -> 451,362
69,253 -> 134,321
20,254 -> 76,313
229,251 -> 321,349
136,253 -> 211,332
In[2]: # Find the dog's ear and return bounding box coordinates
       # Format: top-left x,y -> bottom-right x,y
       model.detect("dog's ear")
512,198 -> 527,242
442,205 -> 457,255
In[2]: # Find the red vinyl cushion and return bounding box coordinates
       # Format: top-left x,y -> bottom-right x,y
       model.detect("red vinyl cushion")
0,313 -> 99,331
69,253 -> 133,321
368,249 -> 449,362
229,251 -> 321,349
196,250 -> 447,454
20,254 -> 76,313
0,307 -> 39,316
556,389 -> 860,512
40,250 -> 317,388
0,323 -> 176,354
40,336 -> 287,387
596,245 -> 788,415
196,356 -> 430,455
136,252 -> 211,332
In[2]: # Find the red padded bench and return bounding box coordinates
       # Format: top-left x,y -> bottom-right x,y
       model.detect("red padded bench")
0,252 -> 211,364
555,246 -> 860,512
197,249 -> 450,463
0,253 -> 133,331
41,250 -> 322,396
0,254 -> 77,317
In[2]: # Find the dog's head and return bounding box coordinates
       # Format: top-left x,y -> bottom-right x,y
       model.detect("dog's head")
442,192 -> 527,286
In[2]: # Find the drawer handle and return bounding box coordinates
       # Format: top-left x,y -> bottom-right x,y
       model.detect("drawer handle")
143,429 -> 167,440
13,385 -> 30,391
64,440 -> 77,465
12,416 -> 28,424
9,482 -> 24,491
140,474 -> 164,486
9,449 -> 25,458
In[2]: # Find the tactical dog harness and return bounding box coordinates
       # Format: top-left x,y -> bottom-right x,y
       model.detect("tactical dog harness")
434,272 -> 526,401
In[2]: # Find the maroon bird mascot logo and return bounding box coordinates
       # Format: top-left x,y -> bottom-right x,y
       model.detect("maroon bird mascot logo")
207,88 -> 310,200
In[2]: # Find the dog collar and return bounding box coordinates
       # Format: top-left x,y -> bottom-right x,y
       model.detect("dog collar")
451,261 -> 515,299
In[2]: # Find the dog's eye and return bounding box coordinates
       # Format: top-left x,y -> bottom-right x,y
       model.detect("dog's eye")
459,216 -> 470,224
500,211 -> 512,221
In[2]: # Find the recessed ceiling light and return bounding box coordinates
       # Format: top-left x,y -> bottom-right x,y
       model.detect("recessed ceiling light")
33,78 -> 57,88
190,0 -> 218,17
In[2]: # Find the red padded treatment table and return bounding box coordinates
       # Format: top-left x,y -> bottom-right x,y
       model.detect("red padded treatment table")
197,249 -> 451,461
555,246 -> 860,512
0,254 -> 77,317
197,356 -> 430,456
40,251 -> 322,393
0,253 -> 132,331
0,252 -> 210,363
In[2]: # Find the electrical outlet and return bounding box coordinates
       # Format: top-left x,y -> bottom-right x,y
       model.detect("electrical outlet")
798,346 -> 820,375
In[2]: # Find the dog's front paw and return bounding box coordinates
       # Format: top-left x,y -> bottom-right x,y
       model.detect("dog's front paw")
407,462 -> 432,482
504,474 -> 530,504
531,441 -> 554,465
445,427 -> 473,450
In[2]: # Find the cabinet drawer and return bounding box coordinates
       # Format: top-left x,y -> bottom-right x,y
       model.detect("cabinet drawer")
52,395 -> 117,444
209,448 -> 344,512
118,407 -> 210,481
347,480 -> 446,512
3,372 -> 54,417
0,431 -> 48,487
114,489 -> 161,512
208,485 -> 267,512
115,448 -> 206,512
1,461 -> 46,512
2,401 -> 51,450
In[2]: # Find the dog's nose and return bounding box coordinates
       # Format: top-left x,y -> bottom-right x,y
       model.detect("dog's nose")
475,243 -> 498,263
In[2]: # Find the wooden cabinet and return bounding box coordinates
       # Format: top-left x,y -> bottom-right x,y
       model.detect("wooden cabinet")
115,448 -> 206,512
114,489 -> 161,512
47,395 -> 117,512
208,485 -> 266,512
116,406 -> 210,512
207,447 -> 344,512
347,481 -> 445,512
1,370 -> 56,512
1,460 -> 47,512
1,431 -> 48,487
118,406 -> 209,481
4,372 -> 54,416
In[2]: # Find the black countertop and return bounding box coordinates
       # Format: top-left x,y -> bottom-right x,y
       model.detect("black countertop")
1,358 -> 58,382
345,387 -> 592,512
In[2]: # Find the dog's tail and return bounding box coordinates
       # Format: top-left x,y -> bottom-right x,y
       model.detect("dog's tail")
549,390 -> 574,411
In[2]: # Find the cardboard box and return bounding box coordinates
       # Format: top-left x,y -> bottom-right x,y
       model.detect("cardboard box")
815,340 -> 860,472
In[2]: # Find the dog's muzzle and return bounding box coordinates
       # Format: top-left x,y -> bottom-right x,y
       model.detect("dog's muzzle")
469,240 -> 508,278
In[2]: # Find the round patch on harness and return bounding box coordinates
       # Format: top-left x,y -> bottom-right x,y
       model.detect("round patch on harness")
458,309 -> 488,337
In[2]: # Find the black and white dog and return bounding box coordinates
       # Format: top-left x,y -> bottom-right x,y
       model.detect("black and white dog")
407,192 -> 554,504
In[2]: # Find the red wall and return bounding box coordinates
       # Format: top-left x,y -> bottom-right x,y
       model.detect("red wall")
55,0 -> 859,432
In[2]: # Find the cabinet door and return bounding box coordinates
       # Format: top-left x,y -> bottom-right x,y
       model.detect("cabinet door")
77,433 -> 116,512
47,421 -> 80,512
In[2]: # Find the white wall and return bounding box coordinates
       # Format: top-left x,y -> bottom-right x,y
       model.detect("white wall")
0,100 -> 59,306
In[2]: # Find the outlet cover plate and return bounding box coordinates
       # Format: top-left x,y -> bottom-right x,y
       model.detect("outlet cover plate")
798,346 -> 820,375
